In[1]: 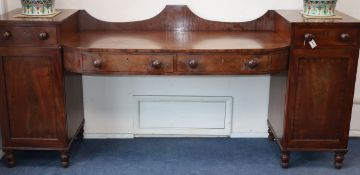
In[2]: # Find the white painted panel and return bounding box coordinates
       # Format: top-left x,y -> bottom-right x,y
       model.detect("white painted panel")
133,96 -> 232,135
139,101 -> 226,129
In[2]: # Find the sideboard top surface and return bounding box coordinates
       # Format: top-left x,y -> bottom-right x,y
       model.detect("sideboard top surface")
64,31 -> 288,53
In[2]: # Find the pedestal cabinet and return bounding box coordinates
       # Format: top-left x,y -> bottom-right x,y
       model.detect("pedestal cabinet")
0,10 -> 84,168
268,12 -> 360,169
269,48 -> 359,168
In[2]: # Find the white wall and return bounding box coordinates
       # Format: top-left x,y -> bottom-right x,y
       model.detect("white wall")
2,0 -> 360,138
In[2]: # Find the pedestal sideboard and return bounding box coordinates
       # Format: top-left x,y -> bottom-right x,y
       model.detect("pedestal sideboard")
0,6 -> 359,169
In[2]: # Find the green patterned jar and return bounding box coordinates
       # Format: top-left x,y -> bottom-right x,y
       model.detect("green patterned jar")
303,0 -> 338,16
21,0 -> 55,16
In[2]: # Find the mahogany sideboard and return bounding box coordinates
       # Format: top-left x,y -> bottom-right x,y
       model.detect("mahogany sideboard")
0,6 -> 359,169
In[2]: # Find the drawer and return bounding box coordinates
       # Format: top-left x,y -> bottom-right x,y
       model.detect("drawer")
294,27 -> 358,47
0,26 -> 57,45
82,53 -> 174,74
177,54 -> 270,74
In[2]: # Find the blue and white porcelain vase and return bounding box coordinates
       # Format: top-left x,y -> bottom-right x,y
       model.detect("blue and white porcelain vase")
303,0 -> 338,16
21,0 -> 56,16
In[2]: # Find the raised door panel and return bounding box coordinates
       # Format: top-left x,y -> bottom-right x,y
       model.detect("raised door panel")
293,57 -> 347,140
0,49 -> 67,148
4,56 -> 59,139
287,49 -> 358,149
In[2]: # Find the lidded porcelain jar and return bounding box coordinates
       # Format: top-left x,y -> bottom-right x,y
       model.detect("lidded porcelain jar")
303,0 -> 338,16
21,0 -> 55,15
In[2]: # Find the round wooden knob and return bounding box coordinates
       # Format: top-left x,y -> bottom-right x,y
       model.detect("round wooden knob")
39,32 -> 49,40
188,59 -> 198,69
2,31 -> 12,40
340,33 -> 351,41
246,59 -> 259,69
304,33 -> 316,42
151,60 -> 162,69
93,59 -> 103,68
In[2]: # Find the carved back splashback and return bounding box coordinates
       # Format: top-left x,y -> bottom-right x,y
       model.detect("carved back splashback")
79,5 -> 275,31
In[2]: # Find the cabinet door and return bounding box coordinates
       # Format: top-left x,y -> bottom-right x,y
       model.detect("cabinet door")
0,48 -> 67,148
286,49 -> 359,149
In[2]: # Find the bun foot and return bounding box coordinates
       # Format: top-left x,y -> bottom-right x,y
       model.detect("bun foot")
335,162 -> 342,169
281,151 -> 290,169
61,161 -> 70,168
268,128 -> 275,142
60,151 -> 70,168
335,151 -> 347,169
4,150 -> 16,168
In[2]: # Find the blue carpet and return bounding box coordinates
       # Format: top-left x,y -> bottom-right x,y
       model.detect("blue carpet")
1,138 -> 360,175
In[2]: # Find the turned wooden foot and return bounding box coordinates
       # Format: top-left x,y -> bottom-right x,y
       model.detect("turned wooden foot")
281,151 -> 290,169
4,150 -> 16,168
268,128 -> 275,142
60,151 -> 70,168
335,151 -> 347,169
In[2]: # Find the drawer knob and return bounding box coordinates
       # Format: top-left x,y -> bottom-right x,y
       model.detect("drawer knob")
340,33 -> 351,41
188,59 -> 198,69
304,33 -> 316,42
245,59 -> 259,69
93,59 -> 103,68
39,32 -> 49,40
151,60 -> 162,69
2,31 -> 12,40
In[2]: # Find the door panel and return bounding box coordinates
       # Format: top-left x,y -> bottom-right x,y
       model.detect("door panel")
287,49 -> 359,148
0,47 -> 67,148
292,57 -> 348,140
3,57 -> 58,139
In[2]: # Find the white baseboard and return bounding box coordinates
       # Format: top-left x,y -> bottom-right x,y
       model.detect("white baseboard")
84,133 -> 135,139
230,132 -> 268,138
84,131 -> 359,139
135,134 -> 228,138
84,133 -> 268,139
350,130 -> 360,137
85,133 -> 228,138
232,131 -> 360,138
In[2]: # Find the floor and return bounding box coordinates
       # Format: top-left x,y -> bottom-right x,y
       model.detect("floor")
1,138 -> 360,175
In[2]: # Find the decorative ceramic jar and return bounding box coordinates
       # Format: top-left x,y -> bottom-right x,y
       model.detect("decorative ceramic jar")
21,0 -> 56,16
303,0 -> 338,16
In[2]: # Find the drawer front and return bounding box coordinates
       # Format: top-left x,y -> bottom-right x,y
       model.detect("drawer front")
0,26 -> 57,45
177,54 -> 270,74
82,53 -> 174,73
294,27 -> 358,47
